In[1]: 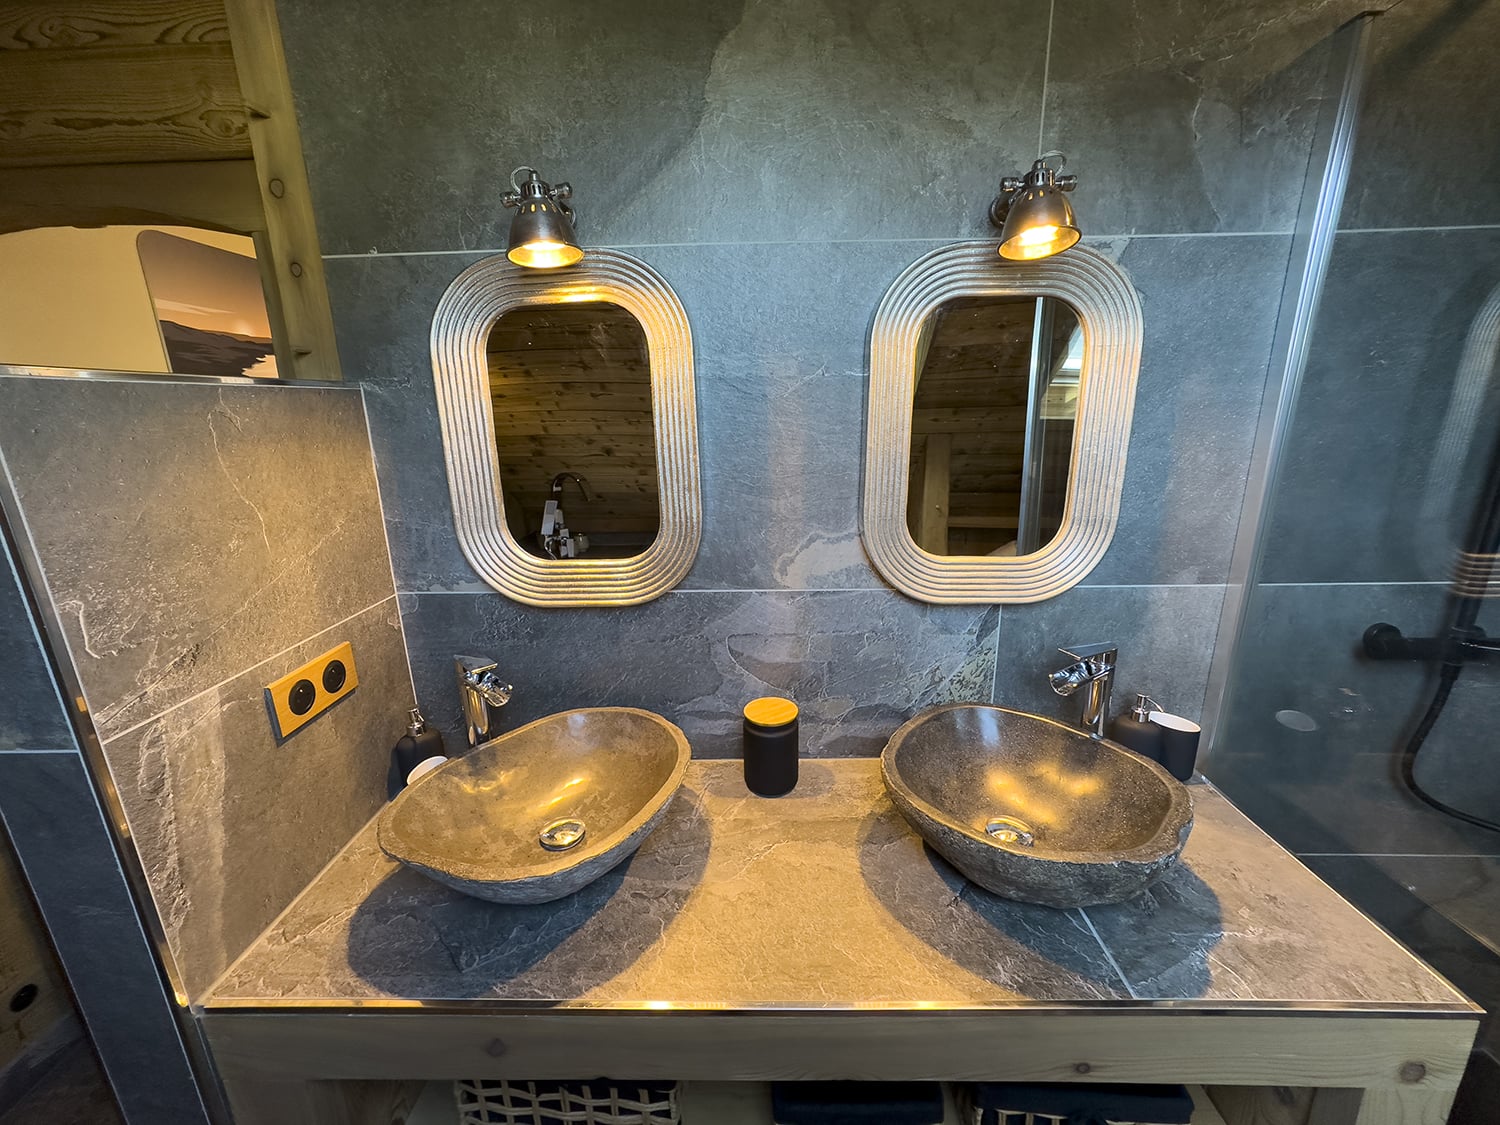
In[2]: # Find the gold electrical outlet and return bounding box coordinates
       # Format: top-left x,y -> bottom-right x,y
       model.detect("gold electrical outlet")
264,641 -> 358,740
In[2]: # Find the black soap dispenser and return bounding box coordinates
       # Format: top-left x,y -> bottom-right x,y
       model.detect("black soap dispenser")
1108,694 -> 1165,763
387,708 -> 445,799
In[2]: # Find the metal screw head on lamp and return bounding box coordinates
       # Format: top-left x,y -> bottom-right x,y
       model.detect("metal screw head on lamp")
501,168 -> 583,269
990,154 -> 1081,261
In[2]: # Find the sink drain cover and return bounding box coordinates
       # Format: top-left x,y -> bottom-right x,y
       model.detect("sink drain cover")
539,819 -> 587,851
984,816 -> 1035,847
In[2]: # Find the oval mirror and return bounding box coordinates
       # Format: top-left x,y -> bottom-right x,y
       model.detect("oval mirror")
863,243 -> 1142,603
431,249 -> 701,606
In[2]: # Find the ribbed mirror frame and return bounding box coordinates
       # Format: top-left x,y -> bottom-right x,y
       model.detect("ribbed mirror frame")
431,249 -> 701,606
862,243 -> 1143,604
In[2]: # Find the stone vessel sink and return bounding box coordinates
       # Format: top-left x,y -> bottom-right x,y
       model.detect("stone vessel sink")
881,704 -> 1193,908
378,707 -> 690,904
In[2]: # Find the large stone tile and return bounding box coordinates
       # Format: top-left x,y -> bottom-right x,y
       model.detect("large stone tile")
1260,228 -> 1500,584
0,377 -> 395,741
0,540 -> 74,752
278,0 -> 1048,255
322,254 -> 488,593
650,240 -> 926,590
1341,0 -> 1500,230
1080,235 -> 1291,585
100,598 -> 413,1000
1046,2 -> 1360,235
991,584 -> 1225,725
0,752 -> 209,1124
1085,784 -> 1462,1004
403,589 -> 998,757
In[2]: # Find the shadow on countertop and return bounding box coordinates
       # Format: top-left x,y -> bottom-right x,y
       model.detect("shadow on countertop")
345,787 -> 712,1001
858,805 -> 1221,1001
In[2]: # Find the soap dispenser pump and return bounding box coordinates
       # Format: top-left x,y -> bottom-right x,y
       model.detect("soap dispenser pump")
387,708 -> 445,799
1108,694 -> 1165,763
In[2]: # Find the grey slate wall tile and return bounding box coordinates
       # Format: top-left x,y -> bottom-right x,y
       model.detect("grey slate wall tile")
1080,234 -> 1291,586
1341,0 -> 1500,230
1045,3 -> 1357,235
0,378 -> 398,741
0,752 -> 209,1125
992,584 -> 1225,724
100,599 -> 412,998
322,254 -> 489,594
277,0 -> 1049,254
0,537 -> 75,752
0,375 -> 412,1003
404,590 -> 997,757
1260,229 -> 1500,584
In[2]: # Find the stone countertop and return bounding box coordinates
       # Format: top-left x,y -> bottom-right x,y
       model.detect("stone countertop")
204,760 -> 1474,1013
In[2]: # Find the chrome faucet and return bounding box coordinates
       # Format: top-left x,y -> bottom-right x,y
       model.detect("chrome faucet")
455,655 -> 512,748
1047,643 -> 1118,739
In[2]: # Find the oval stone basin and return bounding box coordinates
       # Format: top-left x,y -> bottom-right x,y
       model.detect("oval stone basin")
881,703 -> 1193,908
378,707 -> 690,904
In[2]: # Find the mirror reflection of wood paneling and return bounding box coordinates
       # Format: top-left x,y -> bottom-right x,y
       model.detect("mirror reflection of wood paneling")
486,302 -> 660,561
906,296 -> 1080,557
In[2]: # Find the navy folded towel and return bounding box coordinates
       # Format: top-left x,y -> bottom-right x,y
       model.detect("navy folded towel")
771,1081 -> 945,1125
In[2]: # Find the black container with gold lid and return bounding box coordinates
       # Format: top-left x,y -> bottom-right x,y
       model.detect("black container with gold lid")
742,696 -> 799,796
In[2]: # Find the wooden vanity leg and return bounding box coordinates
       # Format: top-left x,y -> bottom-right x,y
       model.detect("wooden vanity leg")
1349,1087 -> 1458,1125
219,1071 -> 423,1125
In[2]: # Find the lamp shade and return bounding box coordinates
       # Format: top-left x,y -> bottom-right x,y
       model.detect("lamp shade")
999,185 -> 1080,261
507,196 -> 583,269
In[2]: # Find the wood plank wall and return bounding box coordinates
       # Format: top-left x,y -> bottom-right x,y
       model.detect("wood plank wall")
0,3 -> 245,169
0,0 -> 341,380
488,303 -> 661,550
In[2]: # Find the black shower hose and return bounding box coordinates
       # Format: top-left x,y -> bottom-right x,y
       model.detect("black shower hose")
1400,659 -> 1500,833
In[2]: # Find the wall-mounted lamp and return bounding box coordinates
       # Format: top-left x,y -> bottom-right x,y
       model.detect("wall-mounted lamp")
501,167 -> 583,269
989,152 -> 1080,261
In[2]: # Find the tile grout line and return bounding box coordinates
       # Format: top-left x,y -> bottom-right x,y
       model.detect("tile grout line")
1296,852 -> 1500,859
97,594 -> 399,748
1077,909 -> 1137,999
400,582 -> 1222,597
359,388 -> 421,708
321,230 -> 1300,260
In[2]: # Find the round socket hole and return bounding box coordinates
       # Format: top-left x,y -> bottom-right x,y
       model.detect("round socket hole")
322,660 -> 347,694
9,984 -> 38,1013
288,679 -> 317,715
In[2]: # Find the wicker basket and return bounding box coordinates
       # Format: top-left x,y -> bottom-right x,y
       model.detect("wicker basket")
454,1079 -> 680,1125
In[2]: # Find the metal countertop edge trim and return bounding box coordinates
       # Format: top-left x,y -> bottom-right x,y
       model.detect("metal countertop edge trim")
195,999 -> 1482,1017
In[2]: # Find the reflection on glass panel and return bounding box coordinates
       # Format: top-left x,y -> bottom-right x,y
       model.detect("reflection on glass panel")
486,301 -> 658,560
905,295 -> 1081,557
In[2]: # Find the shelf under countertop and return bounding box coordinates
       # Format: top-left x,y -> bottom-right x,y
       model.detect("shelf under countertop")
202,759 -> 1476,1016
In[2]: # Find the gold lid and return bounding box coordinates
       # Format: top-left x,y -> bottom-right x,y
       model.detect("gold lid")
743,696 -> 798,727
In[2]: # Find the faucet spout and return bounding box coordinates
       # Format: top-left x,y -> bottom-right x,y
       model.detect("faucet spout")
1047,643 -> 1117,739
455,655 -> 513,748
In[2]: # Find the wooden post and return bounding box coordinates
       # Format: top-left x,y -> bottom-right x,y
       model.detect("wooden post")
222,0 -> 342,381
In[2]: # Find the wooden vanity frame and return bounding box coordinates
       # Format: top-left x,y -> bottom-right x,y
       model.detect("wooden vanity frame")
202,1004 -> 1476,1125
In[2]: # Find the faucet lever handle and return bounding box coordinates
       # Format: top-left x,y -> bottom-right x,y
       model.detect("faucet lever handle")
1058,642 -> 1117,663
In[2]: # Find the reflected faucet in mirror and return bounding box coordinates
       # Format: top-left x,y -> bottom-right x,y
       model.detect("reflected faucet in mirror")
1048,643 -> 1117,739
541,472 -> 592,558
455,655 -> 513,748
